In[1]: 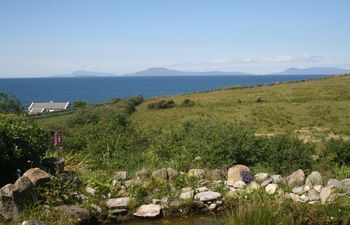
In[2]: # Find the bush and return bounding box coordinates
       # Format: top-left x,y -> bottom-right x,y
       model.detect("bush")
72,100 -> 87,108
127,95 -> 144,106
0,114 -> 49,185
147,100 -> 175,110
324,140 -> 350,165
181,99 -> 195,107
0,92 -> 22,114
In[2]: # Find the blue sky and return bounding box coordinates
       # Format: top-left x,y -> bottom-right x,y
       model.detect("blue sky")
0,0 -> 349,77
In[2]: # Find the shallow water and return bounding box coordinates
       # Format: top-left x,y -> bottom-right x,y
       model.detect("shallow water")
115,214 -> 220,225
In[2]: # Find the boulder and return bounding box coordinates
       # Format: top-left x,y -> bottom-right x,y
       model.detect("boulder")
305,171 -> 323,187
152,168 -> 168,180
114,171 -> 128,181
166,168 -> 178,181
320,187 -> 332,203
265,184 -> 278,194
195,191 -> 221,202
211,169 -> 223,181
227,165 -> 250,183
286,169 -> 305,187
106,197 -> 131,209
327,179 -> 342,189
188,169 -> 206,178
0,177 -> 34,221
255,173 -> 269,183
23,168 -> 51,186
271,175 -> 284,184
56,205 -> 97,225
133,204 -> 162,218
135,169 -> 149,181
41,157 -> 65,174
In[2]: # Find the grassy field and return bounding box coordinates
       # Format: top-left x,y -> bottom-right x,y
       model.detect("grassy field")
132,75 -> 350,142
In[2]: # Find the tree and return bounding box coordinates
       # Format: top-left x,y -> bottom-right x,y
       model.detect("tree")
0,92 -> 22,114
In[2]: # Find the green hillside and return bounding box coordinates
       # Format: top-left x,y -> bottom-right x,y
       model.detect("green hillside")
132,75 -> 350,142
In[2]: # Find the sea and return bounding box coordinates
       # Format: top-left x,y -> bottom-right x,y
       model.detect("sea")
0,75 -> 329,107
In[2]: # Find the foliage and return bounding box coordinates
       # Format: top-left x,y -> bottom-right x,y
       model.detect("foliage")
325,140 -> 350,165
72,100 -> 87,108
0,114 -> 49,185
181,99 -> 195,107
0,92 -> 22,114
147,99 -> 175,109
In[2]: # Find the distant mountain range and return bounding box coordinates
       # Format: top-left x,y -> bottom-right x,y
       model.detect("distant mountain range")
64,67 -> 350,77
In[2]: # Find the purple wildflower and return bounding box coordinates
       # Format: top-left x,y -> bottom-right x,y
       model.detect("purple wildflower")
240,169 -> 252,184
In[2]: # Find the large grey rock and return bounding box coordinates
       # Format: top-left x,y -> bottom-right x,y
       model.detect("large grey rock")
327,179 -> 342,189
194,191 -> 221,202
106,197 -> 131,209
135,169 -> 149,181
188,169 -> 206,178
305,171 -> 323,187
0,177 -> 34,221
56,205 -> 96,225
152,168 -> 168,180
320,187 -> 332,203
133,204 -> 162,218
271,175 -> 284,184
23,168 -> 51,186
227,165 -> 250,183
286,169 -> 305,187
255,173 -> 269,183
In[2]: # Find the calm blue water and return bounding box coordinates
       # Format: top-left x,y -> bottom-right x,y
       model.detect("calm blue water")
0,75 -> 328,107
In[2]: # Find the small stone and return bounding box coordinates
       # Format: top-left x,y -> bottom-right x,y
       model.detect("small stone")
255,173 -> 269,183
233,180 -> 246,189
265,183 -> 278,194
106,197 -> 131,209
287,169 -> 305,187
305,171 -> 323,187
196,187 -> 209,193
21,220 -> 49,225
314,185 -> 322,193
327,179 -> 341,189
152,168 -> 168,180
247,181 -> 260,190
133,204 -> 162,218
261,178 -> 272,187
289,193 -> 300,202
304,185 -> 311,192
188,169 -> 206,178
195,191 -> 221,202
271,175 -> 284,184
86,187 -> 96,195
179,190 -> 194,201
135,169 -> 149,181
208,203 -> 217,211
320,187 -> 332,203
292,186 -> 304,195
307,189 -> 320,201
299,194 -> 308,202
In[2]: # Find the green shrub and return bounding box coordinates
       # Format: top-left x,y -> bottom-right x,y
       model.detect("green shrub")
72,100 -> 87,108
0,92 -> 22,114
181,99 -> 195,107
127,95 -> 144,106
0,114 -> 49,185
325,140 -> 350,165
147,100 -> 175,110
